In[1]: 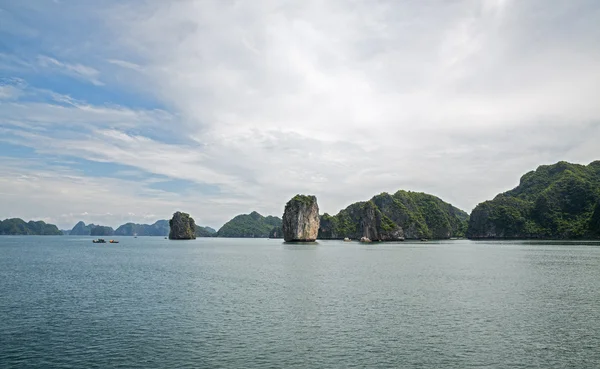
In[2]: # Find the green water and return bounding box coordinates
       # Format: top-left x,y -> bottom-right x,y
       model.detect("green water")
1,237 -> 599,368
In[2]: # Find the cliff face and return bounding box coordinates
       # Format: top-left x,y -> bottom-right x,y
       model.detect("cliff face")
318,191 -> 468,240
467,161 -> 600,239
282,195 -> 320,242
168,212 -> 197,240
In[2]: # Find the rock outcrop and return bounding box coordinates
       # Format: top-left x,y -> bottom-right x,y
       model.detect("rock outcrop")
168,211 -> 197,240
282,195 -> 320,242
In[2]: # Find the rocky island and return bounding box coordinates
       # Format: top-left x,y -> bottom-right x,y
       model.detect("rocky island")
282,195 -> 320,242
168,211 -> 197,240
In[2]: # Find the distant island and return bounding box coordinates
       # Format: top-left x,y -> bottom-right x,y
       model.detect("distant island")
467,161 -> 600,239
0,218 -> 62,235
70,221 -> 115,236
115,220 -> 170,236
216,211 -> 282,238
65,220 -> 216,237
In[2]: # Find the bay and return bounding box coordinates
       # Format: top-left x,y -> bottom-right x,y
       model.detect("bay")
1,236 -> 600,368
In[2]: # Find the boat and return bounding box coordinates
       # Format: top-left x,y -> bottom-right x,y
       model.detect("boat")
109,240 -> 119,244
92,239 -> 106,243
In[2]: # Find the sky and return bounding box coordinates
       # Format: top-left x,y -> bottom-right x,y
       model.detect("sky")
1,0 -> 599,230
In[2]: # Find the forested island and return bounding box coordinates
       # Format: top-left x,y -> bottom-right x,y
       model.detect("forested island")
0,218 -> 62,235
2,160 -> 599,240
216,211 -> 282,238
317,190 -> 468,240
467,161 -> 600,239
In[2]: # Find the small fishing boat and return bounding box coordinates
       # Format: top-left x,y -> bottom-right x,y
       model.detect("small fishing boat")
92,239 -> 106,243
109,240 -> 119,244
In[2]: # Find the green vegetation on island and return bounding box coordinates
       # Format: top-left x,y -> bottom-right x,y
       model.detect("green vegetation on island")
467,161 -> 600,239
196,225 -> 217,237
70,221 -> 114,236
217,211 -> 282,238
318,190 -> 468,240
90,225 -> 114,236
115,220 -> 170,236
0,218 -> 62,235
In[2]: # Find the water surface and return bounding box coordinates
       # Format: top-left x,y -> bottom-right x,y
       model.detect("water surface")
1,237 -> 599,368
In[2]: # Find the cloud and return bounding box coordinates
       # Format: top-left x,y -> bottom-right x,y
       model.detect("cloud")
106,59 -> 143,71
37,55 -> 104,85
1,0 -> 600,228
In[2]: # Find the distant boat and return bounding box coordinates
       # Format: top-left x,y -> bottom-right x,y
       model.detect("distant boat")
109,240 -> 119,244
420,238 -> 428,242
92,239 -> 106,243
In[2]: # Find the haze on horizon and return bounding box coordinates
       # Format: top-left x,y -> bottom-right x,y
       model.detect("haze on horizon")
0,0 -> 599,230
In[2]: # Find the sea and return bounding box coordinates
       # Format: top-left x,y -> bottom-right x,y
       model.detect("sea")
1,236 -> 599,368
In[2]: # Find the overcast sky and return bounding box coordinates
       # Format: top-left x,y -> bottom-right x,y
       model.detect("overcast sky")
1,0 -> 599,229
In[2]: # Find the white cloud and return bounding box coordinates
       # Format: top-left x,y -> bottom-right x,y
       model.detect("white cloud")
1,0 -> 600,228
37,55 -> 104,86
106,59 -> 143,71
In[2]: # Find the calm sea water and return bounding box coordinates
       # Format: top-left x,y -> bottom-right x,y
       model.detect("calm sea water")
1,237 -> 600,368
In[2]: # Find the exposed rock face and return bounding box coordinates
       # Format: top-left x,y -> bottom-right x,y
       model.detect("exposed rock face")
168,211 -> 197,240
282,195 -> 320,242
